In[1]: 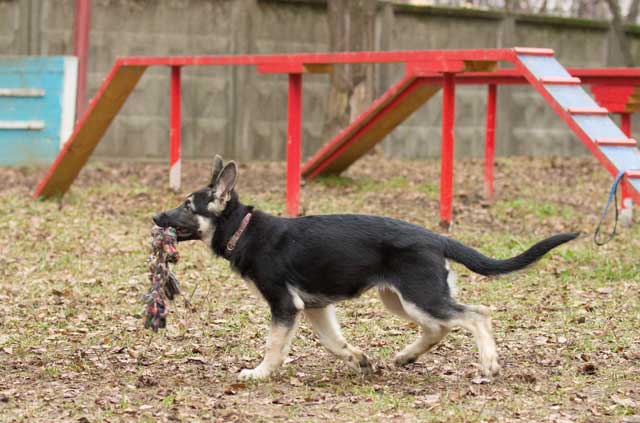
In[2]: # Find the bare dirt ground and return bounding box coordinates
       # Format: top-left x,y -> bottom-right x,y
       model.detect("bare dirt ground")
0,154 -> 638,422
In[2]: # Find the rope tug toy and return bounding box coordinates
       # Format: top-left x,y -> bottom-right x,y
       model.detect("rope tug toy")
143,226 -> 181,331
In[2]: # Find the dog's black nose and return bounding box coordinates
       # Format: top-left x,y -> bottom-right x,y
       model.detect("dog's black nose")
152,213 -> 162,226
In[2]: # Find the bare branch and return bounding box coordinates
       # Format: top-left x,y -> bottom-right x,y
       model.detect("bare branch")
627,0 -> 640,23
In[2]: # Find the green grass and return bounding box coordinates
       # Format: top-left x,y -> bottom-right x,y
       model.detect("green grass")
493,198 -> 576,220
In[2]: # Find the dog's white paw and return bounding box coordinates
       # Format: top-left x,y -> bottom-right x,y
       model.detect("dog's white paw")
238,367 -> 271,381
481,356 -> 501,377
345,351 -> 373,374
393,352 -> 417,367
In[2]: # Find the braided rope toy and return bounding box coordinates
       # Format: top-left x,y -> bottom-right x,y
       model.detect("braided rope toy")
143,226 -> 181,331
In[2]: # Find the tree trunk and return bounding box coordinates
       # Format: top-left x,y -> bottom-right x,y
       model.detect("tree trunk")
605,0 -> 635,66
627,0 -> 640,23
323,0 -> 377,140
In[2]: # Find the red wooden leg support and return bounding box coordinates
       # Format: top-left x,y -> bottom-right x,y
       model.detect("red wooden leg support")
620,113 -> 633,224
286,73 -> 302,217
440,73 -> 456,229
485,84 -> 497,199
620,113 -> 631,137
169,66 -> 181,192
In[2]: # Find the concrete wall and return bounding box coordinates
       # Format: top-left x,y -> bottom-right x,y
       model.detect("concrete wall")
3,0 -> 640,162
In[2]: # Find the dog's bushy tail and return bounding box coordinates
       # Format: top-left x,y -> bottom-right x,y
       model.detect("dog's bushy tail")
443,232 -> 579,276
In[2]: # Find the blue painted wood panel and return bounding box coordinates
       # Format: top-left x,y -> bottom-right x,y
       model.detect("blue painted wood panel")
0,56 -> 77,166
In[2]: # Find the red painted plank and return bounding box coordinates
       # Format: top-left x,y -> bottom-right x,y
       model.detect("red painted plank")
626,170 -> 640,178
513,47 -> 555,56
118,49 -> 517,68
570,68 -> 640,78
621,113 -> 631,136
540,76 -> 581,85
594,138 -> 637,147
568,107 -> 609,115
406,69 -> 640,86
591,85 -> 638,113
405,60 -> 466,75
257,63 -> 305,74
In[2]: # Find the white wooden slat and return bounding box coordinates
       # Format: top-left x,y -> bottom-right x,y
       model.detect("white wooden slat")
0,88 -> 45,97
0,120 -> 45,130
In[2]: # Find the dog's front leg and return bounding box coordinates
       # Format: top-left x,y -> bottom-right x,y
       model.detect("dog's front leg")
238,312 -> 300,381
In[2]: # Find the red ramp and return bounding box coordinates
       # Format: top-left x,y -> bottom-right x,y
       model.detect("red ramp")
302,76 -> 441,179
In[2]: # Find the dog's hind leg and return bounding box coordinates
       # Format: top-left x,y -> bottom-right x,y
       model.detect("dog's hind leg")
393,323 -> 450,367
304,305 -> 372,374
448,304 -> 500,377
392,287 -> 500,377
379,287 -> 450,366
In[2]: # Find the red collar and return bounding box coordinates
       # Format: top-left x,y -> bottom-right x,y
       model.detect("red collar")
225,213 -> 252,256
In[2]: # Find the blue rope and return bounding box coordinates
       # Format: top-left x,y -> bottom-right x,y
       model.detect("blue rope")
594,170 -> 628,246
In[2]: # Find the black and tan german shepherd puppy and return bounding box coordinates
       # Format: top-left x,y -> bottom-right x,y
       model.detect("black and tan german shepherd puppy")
153,155 -> 578,381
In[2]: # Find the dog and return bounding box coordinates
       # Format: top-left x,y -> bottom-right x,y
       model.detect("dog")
153,155 -> 578,381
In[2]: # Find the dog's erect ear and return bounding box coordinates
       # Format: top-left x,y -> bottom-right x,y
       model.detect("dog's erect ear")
214,161 -> 238,198
209,155 -> 224,187
207,161 -> 238,214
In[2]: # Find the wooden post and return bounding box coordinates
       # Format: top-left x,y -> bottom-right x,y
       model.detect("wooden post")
485,84 -> 497,199
169,66 -> 181,192
440,73 -> 456,229
286,73 -> 302,217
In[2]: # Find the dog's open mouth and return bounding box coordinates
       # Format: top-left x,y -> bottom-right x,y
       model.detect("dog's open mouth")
175,227 -> 192,237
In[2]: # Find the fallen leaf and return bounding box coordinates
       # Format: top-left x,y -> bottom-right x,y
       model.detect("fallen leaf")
187,356 -> 207,364
414,393 -> 440,408
136,374 -> 157,388
580,363 -> 597,375
224,383 -> 246,395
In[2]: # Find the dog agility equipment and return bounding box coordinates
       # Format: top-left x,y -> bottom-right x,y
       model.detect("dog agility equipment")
32,49 -> 640,227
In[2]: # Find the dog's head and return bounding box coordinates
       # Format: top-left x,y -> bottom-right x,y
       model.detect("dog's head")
152,155 -> 238,242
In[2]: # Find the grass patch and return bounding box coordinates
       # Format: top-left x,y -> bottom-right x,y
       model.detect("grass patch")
493,197 -> 576,221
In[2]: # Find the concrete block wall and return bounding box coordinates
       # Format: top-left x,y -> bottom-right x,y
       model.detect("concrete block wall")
0,1 -> 21,54
3,0 -> 640,162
